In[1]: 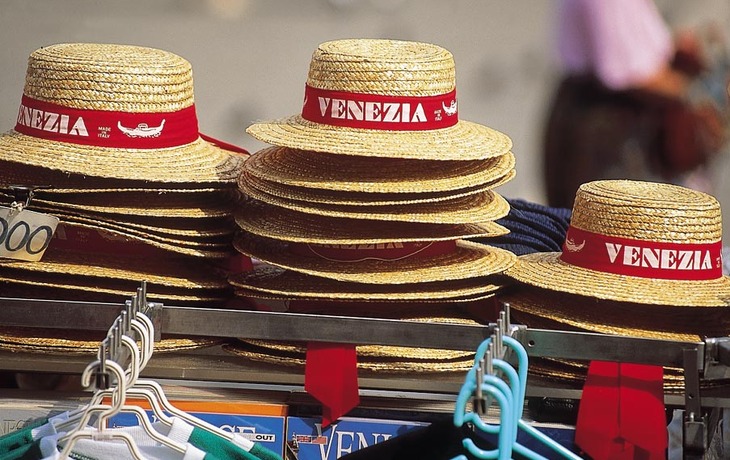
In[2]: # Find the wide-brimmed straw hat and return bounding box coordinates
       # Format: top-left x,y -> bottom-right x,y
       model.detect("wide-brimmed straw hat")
240,169 -> 515,207
506,180 -> 730,307
235,198 -> 508,244
246,39 -> 512,160
0,43 -> 246,182
229,265 -> 505,301
240,186 -> 510,224
0,327 -> 221,354
498,286 -> 730,342
234,233 -> 516,284
242,147 -> 515,194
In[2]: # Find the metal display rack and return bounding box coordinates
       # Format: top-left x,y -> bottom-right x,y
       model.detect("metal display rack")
0,296 -> 728,458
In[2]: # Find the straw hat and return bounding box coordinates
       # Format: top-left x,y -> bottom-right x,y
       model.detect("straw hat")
0,43 -> 246,182
0,189 -> 240,219
240,169 -> 515,207
242,147 -> 515,194
506,180 -> 730,307
246,39 -> 511,160
0,274 -> 230,305
50,220 -> 234,259
235,198 -> 508,243
229,265 -> 505,301
240,186 -> 510,224
498,286 -> 730,342
223,313 -> 483,374
0,160 -> 229,193
234,233 -> 516,284
1,248 -> 230,290
0,326 -> 221,354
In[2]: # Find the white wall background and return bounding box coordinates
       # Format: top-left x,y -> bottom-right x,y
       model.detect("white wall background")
1,0 -> 729,232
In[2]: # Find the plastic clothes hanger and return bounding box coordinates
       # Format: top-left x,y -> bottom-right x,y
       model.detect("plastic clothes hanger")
57,359 -> 145,460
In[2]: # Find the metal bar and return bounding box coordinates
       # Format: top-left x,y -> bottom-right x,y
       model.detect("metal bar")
518,328 -> 704,368
160,306 -> 492,351
0,297 -> 123,330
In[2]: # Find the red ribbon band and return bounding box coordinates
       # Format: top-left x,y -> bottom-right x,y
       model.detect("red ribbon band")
15,95 -> 200,149
301,85 -> 458,131
288,240 -> 457,262
559,226 -> 722,280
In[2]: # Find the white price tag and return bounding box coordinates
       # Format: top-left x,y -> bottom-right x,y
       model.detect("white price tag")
0,206 -> 59,261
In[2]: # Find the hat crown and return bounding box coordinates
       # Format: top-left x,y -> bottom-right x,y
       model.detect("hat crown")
23,43 -> 194,113
306,39 -> 456,96
571,180 -> 722,243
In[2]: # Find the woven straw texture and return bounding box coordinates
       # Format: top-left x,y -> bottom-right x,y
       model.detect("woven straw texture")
0,43 -> 246,182
235,199 -> 508,244
247,39 -> 511,160
499,287 -> 730,342
0,274 -> 229,304
506,180 -> 730,307
240,186 -> 510,224
0,327 -> 221,354
240,169 -> 514,207
1,249 -> 229,289
0,160 -> 232,193
0,190 -> 240,219
242,147 -> 515,193
234,233 -> 516,284
53,220 -> 234,259
229,265 -> 504,300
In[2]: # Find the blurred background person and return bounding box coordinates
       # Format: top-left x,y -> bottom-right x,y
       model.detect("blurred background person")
543,0 -> 730,208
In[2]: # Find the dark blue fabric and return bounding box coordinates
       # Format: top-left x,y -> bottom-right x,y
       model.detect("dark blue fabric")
474,199 -> 572,256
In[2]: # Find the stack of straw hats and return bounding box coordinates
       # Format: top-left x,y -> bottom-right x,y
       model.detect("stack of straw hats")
0,43 -> 247,306
499,179 -> 730,391
225,38 -> 518,371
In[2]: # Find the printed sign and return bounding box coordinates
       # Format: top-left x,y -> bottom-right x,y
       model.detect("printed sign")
0,206 -> 58,261
109,410 -> 286,458
286,416 -> 428,460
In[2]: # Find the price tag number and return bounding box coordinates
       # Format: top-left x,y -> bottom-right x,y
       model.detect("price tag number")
0,207 -> 59,261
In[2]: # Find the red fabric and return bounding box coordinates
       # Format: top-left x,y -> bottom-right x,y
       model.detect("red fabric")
288,240 -> 457,262
15,95 -> 199,148
199,133 -> 250,155
301,85 -> 458,130
560,226 -> 722,280
576,361 -> 667,460
304,342 -> 360,428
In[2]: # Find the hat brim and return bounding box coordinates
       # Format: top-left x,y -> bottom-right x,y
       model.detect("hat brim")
235,199 -> 509,244
229,266 -> 505,300
234,233 -> 516,284
2,249 -> 230,290
52,220 -> 234,259
0,189 -> 240,219
0,131 -> 246,183
240,188 -> 510,224
0,160 -> 231,193
243,147 -> 516,193
0,326 -> 220,354
506,252 -> 730,307
239,169 -> 515,207
246,116 -> 512,161
500,288 -> 719,342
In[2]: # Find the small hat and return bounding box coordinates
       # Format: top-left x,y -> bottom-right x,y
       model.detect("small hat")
0,43 -> 245,183
242,147 -> 516,194
246,39 -> 512,160
506,180 -> 730,307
